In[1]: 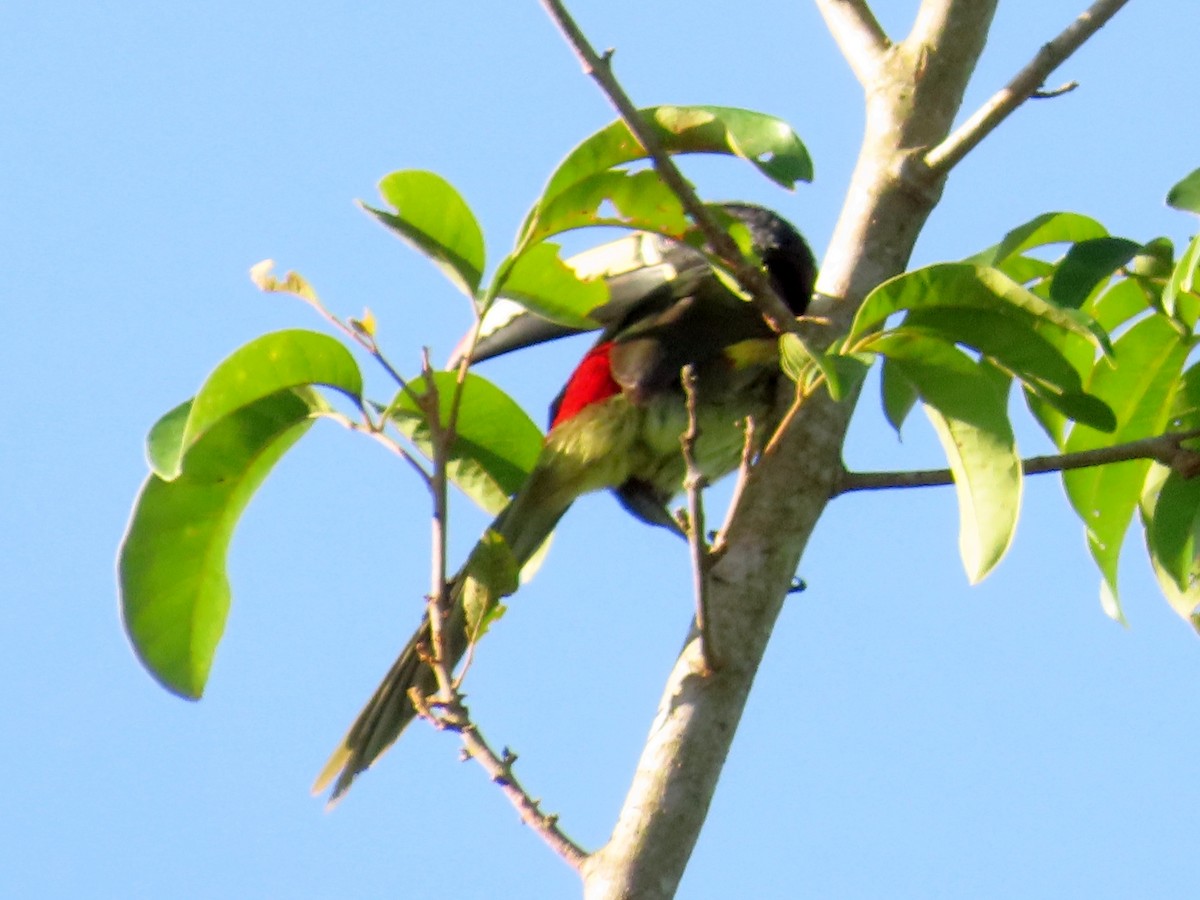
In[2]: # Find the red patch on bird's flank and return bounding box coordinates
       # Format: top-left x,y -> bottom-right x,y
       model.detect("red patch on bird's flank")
550,341 -> 621,430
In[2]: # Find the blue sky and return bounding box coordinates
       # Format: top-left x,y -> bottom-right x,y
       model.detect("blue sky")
4,2 -> 1200,898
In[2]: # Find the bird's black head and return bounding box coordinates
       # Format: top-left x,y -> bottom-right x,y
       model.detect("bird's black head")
721,203 -> 816,318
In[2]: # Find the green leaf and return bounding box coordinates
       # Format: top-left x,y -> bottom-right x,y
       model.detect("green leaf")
1147,470 -> 1200,594
1166,167 -> 1200,215
496,243 -> 612,330
968,212 -> 1108,267
540,105 -> 812,205
872,332 -> 1022,582
881,357 -> 918,434
461,529 -> 520,640
119,389 -> 321,698
883,310 -> 1115,433
364,170 -> 485,298
1163,234 -> 1200,319
147,400 -> 195,480
849,264 -> 1109,354
179,330 -> 363,472
1141,466 -> 1200,633
1063,315 -> 1192,620
389,372 -> 542,514
521,169 -> 688,246
1049,237 -> 1142,308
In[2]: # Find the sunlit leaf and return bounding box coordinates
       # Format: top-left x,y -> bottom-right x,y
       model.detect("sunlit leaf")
1162,234 -> 1200,319
496,243 -> 611,329
539,105 -> 812,206
1141,466 -> 1200,633
1063,315 -> 1191,621
1166,166 -> 1200,215
849,264 -> 1108,353
178,330 -> 362,474
389,372 -> 542,514
364,170 -> 485,298
968,212 -> 1108,267
119,389 -> 322,698
871,332 -> 1021,582
521,169 -> 688,246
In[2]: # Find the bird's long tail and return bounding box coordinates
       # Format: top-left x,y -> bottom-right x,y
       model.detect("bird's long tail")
312,467 -> 576,804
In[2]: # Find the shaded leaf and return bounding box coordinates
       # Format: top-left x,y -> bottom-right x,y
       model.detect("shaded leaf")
1141,466 -> 1200,633
461,529 -> 520,640
364,170 -> 485,298
1049,237 -> 1141,308
881,357 -> 918,435
119,389 -> 321,698
1147,470 -> 1200,594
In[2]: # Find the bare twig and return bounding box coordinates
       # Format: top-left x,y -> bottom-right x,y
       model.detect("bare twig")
814,0 -> 891,86
680,366 -> 718,674
925,0 -> 1132,176
833,429 -> 1200,495
408,689 -> 588,868
1031,80 -> 1079,99
538,0 -> 799,336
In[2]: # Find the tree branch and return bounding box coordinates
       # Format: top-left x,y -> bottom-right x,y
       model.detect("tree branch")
538,0 -> 800,336
924,0 -> 1132,176
814,0 -> 890,87
834,430 -> 1200,495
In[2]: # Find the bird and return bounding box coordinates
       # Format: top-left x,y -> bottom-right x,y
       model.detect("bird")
313,204 -> 816,803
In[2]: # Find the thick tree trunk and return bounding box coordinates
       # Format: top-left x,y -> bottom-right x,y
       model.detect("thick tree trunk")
580,2 -> 1000,896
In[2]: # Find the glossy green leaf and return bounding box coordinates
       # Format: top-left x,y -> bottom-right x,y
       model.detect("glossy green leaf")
496,243 -> 612,329
886,310 -> 1115,433
1141,466 -> 1200,633
540,106 -> 812,206
389,372 -> 542,514
521,169 -> 688,246
364,170 -> 485,298
178,330 -> 362,475
1063,315 -> 1192,620
850,264 -> 1109,353
119,389 -> 321,698
146,400 -> 194,480
872,332 -> 1022,582
1049,237 -> 1141,308
1163,234 -> 1200,319
969,212 -> 1108,267
1147,470 -> 1200,594
1166,167 -> 1200,215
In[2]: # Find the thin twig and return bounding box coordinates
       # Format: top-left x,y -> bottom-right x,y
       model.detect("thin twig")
456,720 -> 589,868
420,350 -> 458,701
1031,80 -> 1079,99
538,0 -> 799,336
924,0 -> 1132,176
833,429 -> 1200,496
680,366 -> 718,674
814,0 -> 891,87
316,408 -> 432,486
